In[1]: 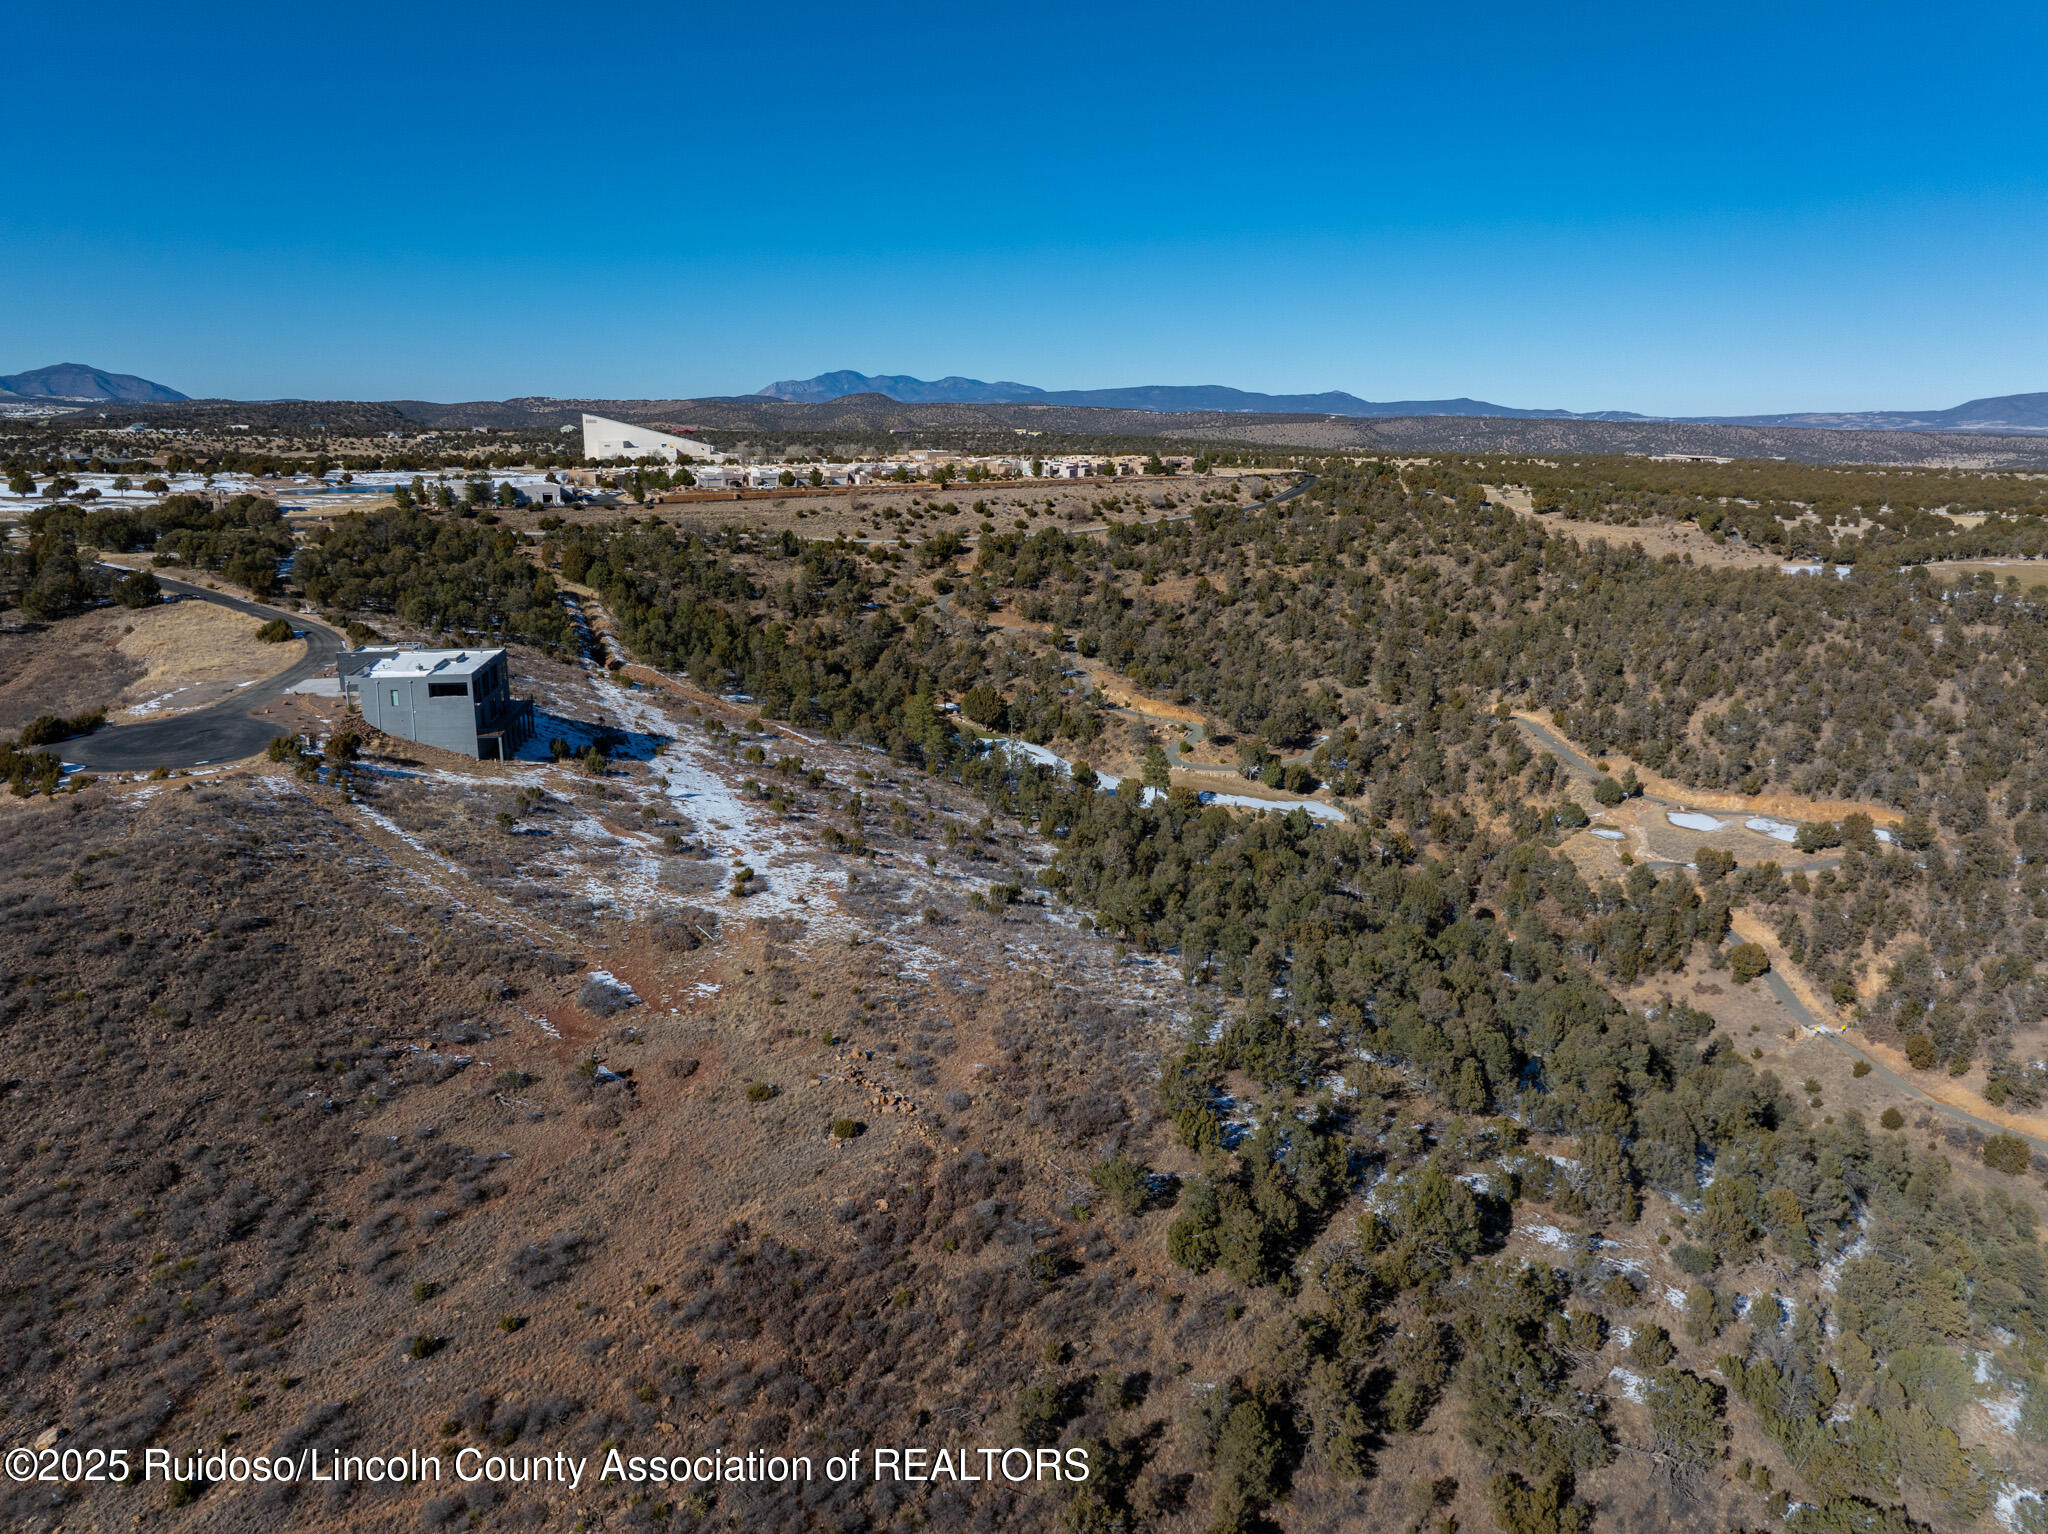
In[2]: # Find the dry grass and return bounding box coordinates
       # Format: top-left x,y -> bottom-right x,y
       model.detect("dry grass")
109,600 -> 306,717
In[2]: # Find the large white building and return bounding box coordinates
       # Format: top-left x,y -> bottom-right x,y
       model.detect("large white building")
581,413 -> 725,464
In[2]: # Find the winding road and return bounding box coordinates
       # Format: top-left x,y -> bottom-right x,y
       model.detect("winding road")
58,577 -> 343,772
1499,716 -> 2048,1151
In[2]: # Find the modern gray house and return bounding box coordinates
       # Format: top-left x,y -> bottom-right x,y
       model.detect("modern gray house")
338,647 -> 535,760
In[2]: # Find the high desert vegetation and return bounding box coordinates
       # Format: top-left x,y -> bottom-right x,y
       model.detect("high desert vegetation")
8,446 -> 2048,1532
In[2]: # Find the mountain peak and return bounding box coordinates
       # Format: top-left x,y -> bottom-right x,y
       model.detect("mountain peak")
0,363 -> 188,403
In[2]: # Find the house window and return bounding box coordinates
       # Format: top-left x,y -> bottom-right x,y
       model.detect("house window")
389,688 -> 401,707
427,681 -> 468,699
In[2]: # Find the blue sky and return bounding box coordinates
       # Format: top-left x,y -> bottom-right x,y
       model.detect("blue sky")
6,0 -> 2044,413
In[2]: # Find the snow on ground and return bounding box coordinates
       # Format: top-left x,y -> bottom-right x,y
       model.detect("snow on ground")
1608,1367 -> 1647,1403
123,686 -> 203,715
1818,1232 -> 1870,1292
8,468 -> 573,513
1667,811 -> 1726,832
983,739 -> 1344,821
595,684 -> 849,925
1747,816 -> 1799,842
584,970 -> 641,1004
1589,828 -> 1625,841
1984,1392 -> 2025,1435
1198,790 -> 1345,822
1996,1487 -> 2044,1531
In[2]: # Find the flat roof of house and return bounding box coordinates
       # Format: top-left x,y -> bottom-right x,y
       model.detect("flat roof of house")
359,648 -> 503,679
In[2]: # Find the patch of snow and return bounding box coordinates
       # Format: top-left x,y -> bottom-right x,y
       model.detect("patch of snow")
584,970 -> 641,1004
1667,811 -> 1725,832
1995,1487 -> 2044,1532
1608,1367 -> 1647,1402
1874,826 -> 1895,844
1984,1392 -> 2024,1435
1589,828 -> 1625,841
1746,816 -> 1799,842
1197,789 -> 1346,822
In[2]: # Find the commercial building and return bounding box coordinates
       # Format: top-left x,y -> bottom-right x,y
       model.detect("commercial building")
338,647 -> 534,760
581,413 -> 725,464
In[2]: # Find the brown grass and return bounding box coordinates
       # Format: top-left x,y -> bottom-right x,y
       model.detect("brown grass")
109,600 -> 306,717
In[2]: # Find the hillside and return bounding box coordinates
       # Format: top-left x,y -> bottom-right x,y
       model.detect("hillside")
12,464 -> 2048,1530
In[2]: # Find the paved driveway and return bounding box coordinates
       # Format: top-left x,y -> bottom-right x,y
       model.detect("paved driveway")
59,579 -> 342,771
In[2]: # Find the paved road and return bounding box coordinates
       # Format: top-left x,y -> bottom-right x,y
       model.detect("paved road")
1514,717 -> 2047,1150
1513,712 -> 1844,874
58,578 -> 343,771
1732,941 -> 2048,1157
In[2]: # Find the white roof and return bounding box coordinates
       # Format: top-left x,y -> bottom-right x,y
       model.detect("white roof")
361,648 -> 502,679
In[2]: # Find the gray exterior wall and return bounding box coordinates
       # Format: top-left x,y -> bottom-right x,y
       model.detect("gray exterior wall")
355,653 -> 524,759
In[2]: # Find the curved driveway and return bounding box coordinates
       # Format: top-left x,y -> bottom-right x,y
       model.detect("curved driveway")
59,577 -> 342,771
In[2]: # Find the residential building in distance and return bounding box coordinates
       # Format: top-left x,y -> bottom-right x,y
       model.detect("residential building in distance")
339,647 -> 535,760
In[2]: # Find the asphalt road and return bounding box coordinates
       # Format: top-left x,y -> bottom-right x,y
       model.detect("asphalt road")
58,578 -> 343,772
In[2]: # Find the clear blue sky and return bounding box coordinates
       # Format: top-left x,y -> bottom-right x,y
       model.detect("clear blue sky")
7,0 -> 2044,414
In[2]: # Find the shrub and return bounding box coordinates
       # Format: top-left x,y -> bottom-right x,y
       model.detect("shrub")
254,617 -> 295,643
1629,1323 -> 1676,1369
1014,1375 -> 1072,1448
1852,1060 -> 1871,1078
1088,1155 -> 1151,1216
1903,1034 -> 1936,1070
17,707 -> 106,746
1694,846 -> 1737,883
1670,1242 -> 1717,1277
1727,942 -> 1770,983
830,1118 -> 864,1139
1209,1399 -> 1285,1531
408,1333 -> 445,1360
1984,1134 -> 2031,1175
575,977 -> 636,1016
744,1081 -> 776,1102
115,568 -> 161,608
1488,1471 -> 1588,1534
1880,1107 -> 1904,1130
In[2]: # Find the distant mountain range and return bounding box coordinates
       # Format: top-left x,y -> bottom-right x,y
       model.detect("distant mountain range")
753,371 -> 2048,434
1708,393 -> 2048,433
0,363 -> 187,403
14,363 -> 2044,437
753,370 -> 1638,420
